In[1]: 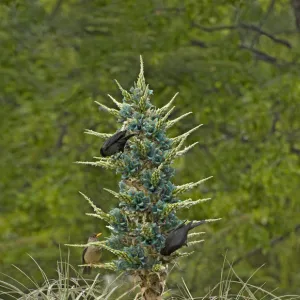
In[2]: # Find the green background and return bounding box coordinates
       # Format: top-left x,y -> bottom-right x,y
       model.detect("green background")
1,0 -> 300,296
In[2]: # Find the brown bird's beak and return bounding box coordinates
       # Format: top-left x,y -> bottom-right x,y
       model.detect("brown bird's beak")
96,233 -> 102,238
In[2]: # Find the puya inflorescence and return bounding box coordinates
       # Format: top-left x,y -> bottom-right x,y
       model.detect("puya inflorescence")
69,56 -> 220,298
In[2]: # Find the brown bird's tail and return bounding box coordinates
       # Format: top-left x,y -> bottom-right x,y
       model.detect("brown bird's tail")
189,220 -> 206,231
83,266 -> 92,275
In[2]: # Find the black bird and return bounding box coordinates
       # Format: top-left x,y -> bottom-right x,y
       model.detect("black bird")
160,220 -> 205,256
100,130 -> 136,157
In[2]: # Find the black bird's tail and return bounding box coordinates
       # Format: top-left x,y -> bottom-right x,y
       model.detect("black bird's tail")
124,133 -> 138,141
83,266 -> 92,275
188,220 -> 206,231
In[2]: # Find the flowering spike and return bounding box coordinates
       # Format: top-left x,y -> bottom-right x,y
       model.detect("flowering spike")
137,55 -> 145,90
139,84 -> 149,112
173,176 -> 213,196
79,191 -> 102,214
65,241 -> 106,248
103,188 -> 120,198
176,142 -> 199,157
98,244 -> 135,262
151,169 -> 161,187
95,101 -> 119,117
156,106 -> 175,130
166,112 -> 193,129
92,156 -> 110,161
201,218 -> 222,223
152,264 -> 166,272
91,262 -> 117,271
86,213 -> 115,223
171,124 -> 203,144
65,243 -> 94,248
84,129 -> 113,139
187,240 -> 205,246
79,191 -> 115,223
135,139 -> 147,157
75,161 -> 117,170
162,106 -> 175,122
157,92 -> 179,116
103,188 -> 132,203
114,79 -> 131,101
188,232 -> 206,238
176,251 -> 195,258
107,94 -> 122,108
163,198 -> 211,216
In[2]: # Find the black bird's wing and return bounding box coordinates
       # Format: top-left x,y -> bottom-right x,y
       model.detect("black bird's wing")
161,223 -> 190,255
102,130 -> 127,150
175,220 -> 187,230
100,130 -> 138,157
166,220 -> 187,234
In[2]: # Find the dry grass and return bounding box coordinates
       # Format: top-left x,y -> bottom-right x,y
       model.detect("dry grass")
1,254 -> 299,300
167,260 -> 300,300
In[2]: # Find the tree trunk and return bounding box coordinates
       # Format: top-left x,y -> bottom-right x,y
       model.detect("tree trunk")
291,0 -> 300,30
135,269 -> 167,300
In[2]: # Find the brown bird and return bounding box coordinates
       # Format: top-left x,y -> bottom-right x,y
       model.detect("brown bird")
82,233 -> 102,275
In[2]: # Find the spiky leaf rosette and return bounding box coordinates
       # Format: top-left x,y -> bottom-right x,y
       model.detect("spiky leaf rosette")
77,56 -> 218,273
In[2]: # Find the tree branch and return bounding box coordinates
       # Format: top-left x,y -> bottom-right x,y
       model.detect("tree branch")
49,0 -> 64,20
239,45 -> 278,64
225,224 -> 300,269
190,39 -> 208,48
240,23 -> 291,48
291,0 -> 300,31
192,21 -> 291,48
290,144 -> 300,155
192,23 -> 236,31
251,0 -> 276,47
56,124 -> 68,149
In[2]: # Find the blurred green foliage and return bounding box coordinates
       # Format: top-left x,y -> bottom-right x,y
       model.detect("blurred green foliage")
1,0 -> 300,296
